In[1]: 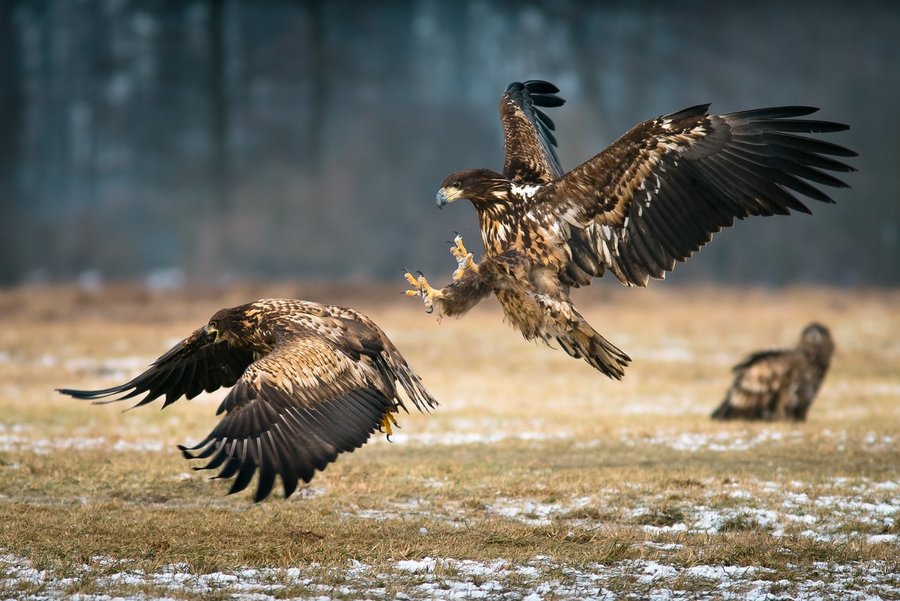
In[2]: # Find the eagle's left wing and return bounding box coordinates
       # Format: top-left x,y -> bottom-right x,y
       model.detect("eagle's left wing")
58,325 -> 255,409
179,331 -> 397,502
501,80 -> 566,184
533,105 -> 856,286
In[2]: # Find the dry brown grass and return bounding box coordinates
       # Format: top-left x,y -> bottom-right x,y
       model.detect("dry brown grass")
0,283 -> 898,599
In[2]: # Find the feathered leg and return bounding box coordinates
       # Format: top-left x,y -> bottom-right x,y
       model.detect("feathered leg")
404,260 -> 492,318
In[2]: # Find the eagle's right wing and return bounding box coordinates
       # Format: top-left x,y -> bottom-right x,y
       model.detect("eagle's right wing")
500,80 -> 565,184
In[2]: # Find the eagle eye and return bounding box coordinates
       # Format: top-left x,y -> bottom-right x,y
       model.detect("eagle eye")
453,180 -> 461,188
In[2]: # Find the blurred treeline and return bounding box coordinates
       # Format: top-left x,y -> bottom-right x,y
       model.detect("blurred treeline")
0,0 -> 897,287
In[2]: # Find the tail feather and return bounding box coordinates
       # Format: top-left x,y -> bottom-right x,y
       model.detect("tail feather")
556,322 -> 631,380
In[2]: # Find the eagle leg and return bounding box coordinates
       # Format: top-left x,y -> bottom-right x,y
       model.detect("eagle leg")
449,233 -> 477,282
404,270 -> 444,314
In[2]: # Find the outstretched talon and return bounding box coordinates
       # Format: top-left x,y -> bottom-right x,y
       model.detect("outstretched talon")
449,233 -> 476,282
380,411 -> 399,441
404,270 -> 443,314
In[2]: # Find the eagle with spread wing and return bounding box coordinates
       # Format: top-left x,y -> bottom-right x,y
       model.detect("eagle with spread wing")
405,80 -> 855,379
711,323 -> 834,421
58,299 -> 437,501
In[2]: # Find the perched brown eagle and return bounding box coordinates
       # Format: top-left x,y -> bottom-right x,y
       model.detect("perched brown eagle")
405,80 -> 855,379
711,323 -> 835,421
58,299 -> 437,501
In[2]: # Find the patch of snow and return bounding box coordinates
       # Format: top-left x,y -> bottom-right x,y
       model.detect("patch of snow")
729,489 -> 753,499
636,560 -> 677,583
641,523 -> 689,534
641,541 -> 684,551
0,434 -> 167,454
785,513 -> 818,525
381,430 -> 571,446
487,496 -> 591,526
685,564 -> 769,580
396,558 -> 437,573
2,551 -> 899,601
625,429 -> 805,452
873,481 -> 899,491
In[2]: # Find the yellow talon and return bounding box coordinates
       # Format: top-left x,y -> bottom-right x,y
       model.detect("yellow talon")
403,270 -> 442,314
450,234 -> 476,281
450,233 -> 470,259
381,412 -> 399,440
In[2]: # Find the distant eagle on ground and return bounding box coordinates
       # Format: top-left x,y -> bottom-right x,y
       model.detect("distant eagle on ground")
58,299 -> 437,502
405,80 -> 855,379
711,323 -> 835,421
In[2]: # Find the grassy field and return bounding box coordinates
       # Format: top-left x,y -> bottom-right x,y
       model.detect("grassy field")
0,282 -> 898,600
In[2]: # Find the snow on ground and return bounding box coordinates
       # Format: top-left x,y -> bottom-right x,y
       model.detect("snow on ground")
380,429 -> 572,446
2,550 -> 898,601
3,420 -> 893,456
334,476 -> 899,545
0,430 -> 166,454
622,428 -> 807,452
5,422 -> 892,544
487,496 -> 593,526
618,427 -> 899,453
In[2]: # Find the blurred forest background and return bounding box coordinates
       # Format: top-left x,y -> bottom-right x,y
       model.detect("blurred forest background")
0,0 -> 897,288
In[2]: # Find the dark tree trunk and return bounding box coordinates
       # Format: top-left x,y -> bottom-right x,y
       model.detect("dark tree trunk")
0,1 -> 24,283
209,0 -> 230,210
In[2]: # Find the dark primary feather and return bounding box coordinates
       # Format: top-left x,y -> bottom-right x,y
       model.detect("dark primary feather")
57,328 -> 254,409
58,299 -> 438,501
501,80 -> 565,183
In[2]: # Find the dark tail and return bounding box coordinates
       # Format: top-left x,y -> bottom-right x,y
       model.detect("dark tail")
556,321 -> 631,380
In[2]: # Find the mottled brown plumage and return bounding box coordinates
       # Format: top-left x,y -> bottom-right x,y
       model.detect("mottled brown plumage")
58,299 -> 437,501
711,323 -> 835,421
406,80 -> 855,379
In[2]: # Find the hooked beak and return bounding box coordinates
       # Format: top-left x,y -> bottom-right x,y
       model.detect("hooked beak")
201,325 -> 219,343
436,186 -> 462,209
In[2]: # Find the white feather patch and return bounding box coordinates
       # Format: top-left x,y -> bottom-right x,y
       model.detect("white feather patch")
511,183 -> 542,198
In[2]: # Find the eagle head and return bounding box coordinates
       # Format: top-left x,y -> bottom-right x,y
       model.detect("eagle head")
203,305 -> 259,345
437,168 -> 509,209
799,322 -> 834,360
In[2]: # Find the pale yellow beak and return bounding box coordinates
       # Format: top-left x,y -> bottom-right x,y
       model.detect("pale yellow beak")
436,186 -> 463,209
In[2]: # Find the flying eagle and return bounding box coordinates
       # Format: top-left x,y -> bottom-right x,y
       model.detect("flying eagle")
58,299 -> 437,501
711,323 -> 835,421
405,80 -> 855,379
